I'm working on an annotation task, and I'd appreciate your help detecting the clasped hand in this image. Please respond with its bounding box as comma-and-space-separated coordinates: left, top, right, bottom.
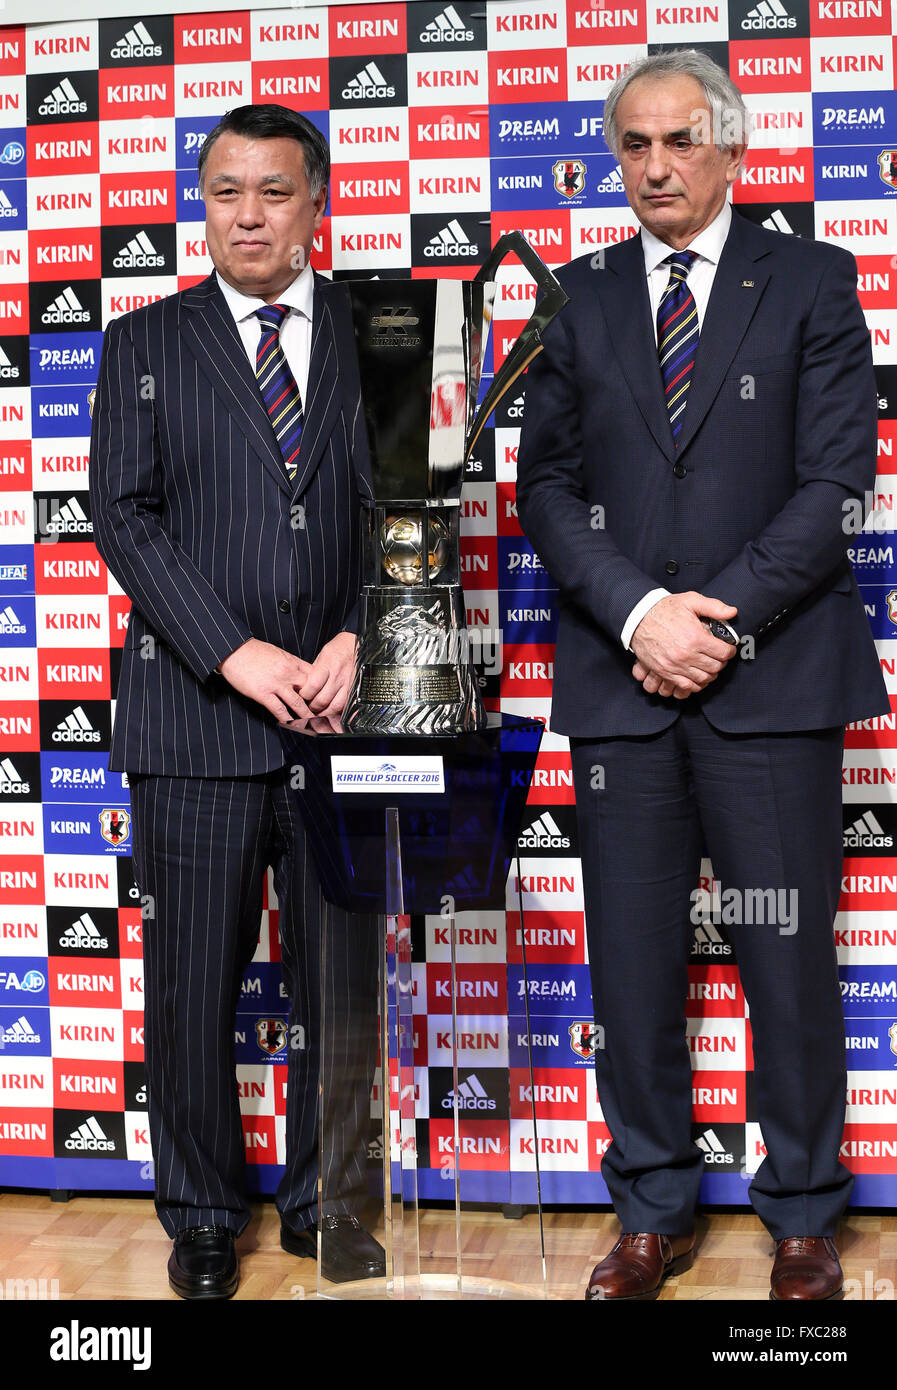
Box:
218, 631, 356, 729
630, 591, 738, 699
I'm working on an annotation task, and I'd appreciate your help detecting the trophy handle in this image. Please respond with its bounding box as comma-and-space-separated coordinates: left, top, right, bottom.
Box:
466, 231, 569, 461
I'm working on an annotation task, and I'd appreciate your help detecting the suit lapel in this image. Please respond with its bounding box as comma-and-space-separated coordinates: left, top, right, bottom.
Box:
598, 233, 677, 463
180, 273, 292, 495
288, 274, 342, 498
674, 212, 772, 458
318, 278, 374, 502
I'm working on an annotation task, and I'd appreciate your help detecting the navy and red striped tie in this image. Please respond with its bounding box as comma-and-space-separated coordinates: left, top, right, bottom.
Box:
255, 303, 304, 481
656, 250, 699, 445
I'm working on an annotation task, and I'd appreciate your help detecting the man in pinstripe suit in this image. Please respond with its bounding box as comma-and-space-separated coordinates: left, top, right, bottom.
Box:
89, 106, 382, 1299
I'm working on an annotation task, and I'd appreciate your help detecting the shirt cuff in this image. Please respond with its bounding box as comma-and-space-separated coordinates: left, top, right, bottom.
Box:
621, 589, 671, 652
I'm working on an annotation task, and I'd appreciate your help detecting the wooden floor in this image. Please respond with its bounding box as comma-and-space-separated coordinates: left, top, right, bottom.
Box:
1, 1192, 896, 1300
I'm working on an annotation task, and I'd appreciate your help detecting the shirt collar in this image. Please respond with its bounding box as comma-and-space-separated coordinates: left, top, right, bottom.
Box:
215, 261, 315, 326
640, 200, 732, 277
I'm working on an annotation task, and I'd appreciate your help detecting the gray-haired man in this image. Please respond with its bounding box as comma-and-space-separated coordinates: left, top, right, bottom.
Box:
517, 49, 887, 1300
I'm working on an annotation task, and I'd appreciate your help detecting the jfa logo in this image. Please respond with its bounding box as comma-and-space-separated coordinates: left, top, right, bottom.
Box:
552, 159, 586, 199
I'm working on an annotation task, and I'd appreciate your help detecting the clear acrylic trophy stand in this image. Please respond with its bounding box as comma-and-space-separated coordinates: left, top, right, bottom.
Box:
287, 719, 547, 1300
316, 811, 546, 1301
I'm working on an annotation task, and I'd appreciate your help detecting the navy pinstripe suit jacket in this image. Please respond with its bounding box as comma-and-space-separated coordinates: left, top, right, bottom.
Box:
89, 271, 373, 776
516, 213, 890, 736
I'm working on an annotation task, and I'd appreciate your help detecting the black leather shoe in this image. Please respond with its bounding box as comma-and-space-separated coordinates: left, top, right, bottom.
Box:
168, 1225, 238, 1300
281, 1214, 386, 1284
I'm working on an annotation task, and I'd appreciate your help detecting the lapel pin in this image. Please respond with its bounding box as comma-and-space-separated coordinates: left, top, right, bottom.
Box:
742, 280, 754, 287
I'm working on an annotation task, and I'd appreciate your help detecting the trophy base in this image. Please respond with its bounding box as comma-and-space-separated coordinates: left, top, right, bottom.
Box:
342, 586, 487, 736
343, 657, 486, 734
342, 694, 486, 736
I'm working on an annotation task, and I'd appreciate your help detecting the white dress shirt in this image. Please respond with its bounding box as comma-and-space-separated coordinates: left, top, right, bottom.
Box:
215, 262, 315, 407
620, 201, 733, 651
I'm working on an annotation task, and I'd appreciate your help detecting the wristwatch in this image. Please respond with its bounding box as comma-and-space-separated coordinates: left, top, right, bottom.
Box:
700, 617, 739, 646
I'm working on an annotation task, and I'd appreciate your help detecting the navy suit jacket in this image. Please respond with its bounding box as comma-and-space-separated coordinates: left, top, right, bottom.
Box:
89, 271, 372, 775
516, 212, 889, 736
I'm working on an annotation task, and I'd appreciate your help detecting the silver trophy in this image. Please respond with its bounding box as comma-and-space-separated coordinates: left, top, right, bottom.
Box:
342, 232, 568, 735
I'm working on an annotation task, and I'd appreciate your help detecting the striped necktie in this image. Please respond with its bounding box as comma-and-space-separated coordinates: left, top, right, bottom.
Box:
255, 303, 304, 481
656, 250, 699, 445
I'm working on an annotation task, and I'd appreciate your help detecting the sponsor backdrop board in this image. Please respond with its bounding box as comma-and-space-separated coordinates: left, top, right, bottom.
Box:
0, 0, 895, 1207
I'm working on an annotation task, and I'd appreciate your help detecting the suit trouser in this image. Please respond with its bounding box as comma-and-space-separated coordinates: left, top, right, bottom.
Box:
570, 705, 852, 1240
129, 769, 379, 1238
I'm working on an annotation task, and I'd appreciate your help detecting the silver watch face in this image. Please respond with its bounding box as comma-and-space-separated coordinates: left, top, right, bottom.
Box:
701, 618, 738, 645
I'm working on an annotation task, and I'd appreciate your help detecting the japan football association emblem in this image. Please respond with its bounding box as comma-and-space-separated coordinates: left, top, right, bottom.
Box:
877, 151, 897, 191
553, 159, 587, 200
886, 589, 897, 626
256, 1018, 287, 1056
569, 1020, 601, 1060
99, 808, 131, 846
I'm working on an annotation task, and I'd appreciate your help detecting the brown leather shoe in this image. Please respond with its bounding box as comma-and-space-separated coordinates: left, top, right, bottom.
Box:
585, 1232, 695, 1301
770, 1237, 843, 1301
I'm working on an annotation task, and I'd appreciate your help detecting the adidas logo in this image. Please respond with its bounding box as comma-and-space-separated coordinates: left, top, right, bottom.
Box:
341, 61, 395, 101
42, 286, 90, 326
741, 0, 796, 28
691, 919, 732, 956
1, 1015, 40, 1045
53, 706, 101, 745
0, 188, 15, 218
38, 76, 87, 117
844, 810, 893, 849
762, 208, 794, 235
518, 811, 570, 849
113, 229, 164, 270
596, 164, 625, 192
65, 1116, 116, 1152
421, 4, 475, 41
0, 344, 19, 379
506, 392, 525, 420
0, 604, 26, 635
59, 912, 108, 950
425, 218, 478, 258
0, 755, 29, 794
367, 1133, 384, 1160
446, 863, 481, 895
442, 1073, 496, 1110
696, 1128, 735, 1164
111, 20, 162, 59
44, 496, 92, 536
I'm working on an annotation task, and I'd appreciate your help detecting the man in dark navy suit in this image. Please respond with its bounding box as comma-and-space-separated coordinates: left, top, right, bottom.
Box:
516, 51, 889, 1301
90, 106, 382, 1299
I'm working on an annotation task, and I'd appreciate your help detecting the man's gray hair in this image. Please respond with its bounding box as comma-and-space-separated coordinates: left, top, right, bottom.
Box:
603, 49, 749, 158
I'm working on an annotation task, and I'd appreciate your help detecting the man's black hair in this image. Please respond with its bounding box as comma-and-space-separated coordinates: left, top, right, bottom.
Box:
198, 104, 330, 196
